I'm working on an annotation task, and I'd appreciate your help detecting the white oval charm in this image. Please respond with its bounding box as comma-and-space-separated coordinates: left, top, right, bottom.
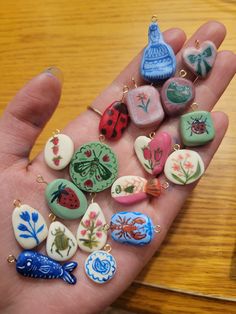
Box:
85, 250, 116, 284
164, 149, 205, 185
44, 133, 74, 170
12, 204, 48, 249
77, 203, 107, 253
46, 221, 77, 261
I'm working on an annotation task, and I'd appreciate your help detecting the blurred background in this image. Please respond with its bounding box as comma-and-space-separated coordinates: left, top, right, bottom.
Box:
0, 1, 235, 313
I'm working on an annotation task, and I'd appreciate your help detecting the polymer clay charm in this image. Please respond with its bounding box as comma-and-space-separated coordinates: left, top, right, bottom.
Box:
161, 75, 195, 116
134, 132, 172, 175
44, 132, 74, 170
126, 84, 164, 128
180, 111, 215, 146
182, 40, 217, 78
111, 176, 165, 205
84, 249, 116, 284
46, 221, 77, 261
70, 142, 118, 192
140, 16, 176, 82
110, 211, 160, 245
12, 250, 77, 284
12, 201, 48, 249
77, 202, 107, 253
164, 148, 205, 185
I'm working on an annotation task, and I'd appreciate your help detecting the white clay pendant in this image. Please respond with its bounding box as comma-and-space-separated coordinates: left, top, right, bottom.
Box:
164, 149, 205, 185
85, 250, 117, 284
12, 202, 48, 249
44, 133, 74, 170
46, 221, 77, 262
77, 203, 107, 253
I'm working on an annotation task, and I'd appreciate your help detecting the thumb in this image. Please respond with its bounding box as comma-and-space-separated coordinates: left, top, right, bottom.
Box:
0, 67, 62, 167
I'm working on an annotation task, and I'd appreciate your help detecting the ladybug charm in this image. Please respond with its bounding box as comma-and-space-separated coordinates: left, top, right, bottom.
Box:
99, 101, 129, 141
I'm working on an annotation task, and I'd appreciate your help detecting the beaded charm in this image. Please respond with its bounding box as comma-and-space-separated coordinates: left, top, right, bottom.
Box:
134, 132, 172, 175
164, 148, 205, 185
70, 142, 118, 192
12, 201, 48, 249
182, 40, 217, 78
180, 111, 215, 146
140, 16, 176, 82
44, 131, 74, 170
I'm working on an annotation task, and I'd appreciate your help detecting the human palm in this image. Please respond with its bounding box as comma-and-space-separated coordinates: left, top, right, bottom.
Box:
0, 21, 235, 314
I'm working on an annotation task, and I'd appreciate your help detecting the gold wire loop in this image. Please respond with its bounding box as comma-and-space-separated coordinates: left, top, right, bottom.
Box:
102, 224, 110, 232
195, 40, 200, 49
49, 213, 56, 222
162, 182, 169, 190
131, 77, 138, 88
87, 105, 102, 116
36, 175, 48, 185
191, 102, 198, 111
173, 144, 181, 151
90, 192, 96, 203
154, 225, 161, 233
7, 255, 17, 263
151, 15, 157, 23
149, 132, 156, 139
99, 134, 105, 143
52, 129, 60, 137
13, 199, 22, 207
103, 243, 112, 253
179, 69, 187, 78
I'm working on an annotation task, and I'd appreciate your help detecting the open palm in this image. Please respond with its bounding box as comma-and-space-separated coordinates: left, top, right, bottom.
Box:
0, 21, 235, 314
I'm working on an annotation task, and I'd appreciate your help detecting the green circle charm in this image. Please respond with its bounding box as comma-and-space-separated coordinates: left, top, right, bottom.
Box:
70, 142, 118, 192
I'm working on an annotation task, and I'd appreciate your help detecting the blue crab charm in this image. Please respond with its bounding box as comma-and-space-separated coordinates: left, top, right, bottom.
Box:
140, 18, 176, 82
110, 212, 159, 245
16, 250, 77, 285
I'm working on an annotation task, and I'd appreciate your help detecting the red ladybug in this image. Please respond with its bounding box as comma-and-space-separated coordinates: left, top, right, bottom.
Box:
99, 101, 129, 141
187, 116, 209, 135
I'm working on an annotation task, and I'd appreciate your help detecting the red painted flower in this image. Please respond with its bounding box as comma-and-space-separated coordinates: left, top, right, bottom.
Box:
143, 147, 152, 160
84, 219, 90, 227
89, 211, 96, 219
96, 219, 102, 227
84, 150, 92, 157
137, 92, 148, 101
184, 161, 194, 169
178, 154, 184, 160
80, 229, 87, 236
84, 179, 93, 187
96, 232, 102, 238
102, 154, 110, 162
172, 163, 180, 171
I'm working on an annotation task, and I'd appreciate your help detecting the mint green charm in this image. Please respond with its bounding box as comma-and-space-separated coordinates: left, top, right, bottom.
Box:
46, 179, 88, 220
70, 142, 118, 192
180, 111, 215, 146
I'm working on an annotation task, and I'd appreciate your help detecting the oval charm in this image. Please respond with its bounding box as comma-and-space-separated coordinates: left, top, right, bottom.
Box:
46, 221, 77, 261
164, 149, 205, 185
46, 179, 88, 220
126, 85, 164, 128
12, 204, 48, 249
70, 142, 118, 192
180, 111, 215, 146
134, 132, 172, 175
16, 250, 77, 284
77, 203, 107, 253
140, 20, 176, 82
85, 250, 116, 284
99, 101, 129, 141
110, 212, 156, 245
44, 133, 74, 170
182, 41, 217, 78
161, 77, 195, 116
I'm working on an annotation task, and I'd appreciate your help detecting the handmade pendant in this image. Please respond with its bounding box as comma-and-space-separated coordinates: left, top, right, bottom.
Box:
182, 40, 217, 78
126, 85, 164, 128
164, 148, 205, 185
140, 16, 176, 82
99, 101, 129, 141
110, 211, 160, 245
161, 76, 195, 116
134, 132, 172, 175
111, 176, 165, 204
77, 202, 107, 253
180, 111, 215, 146
12, 202, 48, 249
44, 132, 74, 170
70, 142, 118, 192
84, 249, 116, 284
46, 221, 77, 261
14, 250, 77, 284
45, 178, 88, 220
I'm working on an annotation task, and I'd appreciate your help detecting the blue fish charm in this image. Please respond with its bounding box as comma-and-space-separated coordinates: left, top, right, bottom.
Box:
110, 212, 159, 245
140, 18, 176, 82
16, 250, 77, 285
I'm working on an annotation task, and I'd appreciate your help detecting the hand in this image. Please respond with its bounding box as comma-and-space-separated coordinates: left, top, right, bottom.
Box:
0, 21, 235, 314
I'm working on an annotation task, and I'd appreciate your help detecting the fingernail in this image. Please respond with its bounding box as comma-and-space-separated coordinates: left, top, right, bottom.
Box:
43, 66, 64, 84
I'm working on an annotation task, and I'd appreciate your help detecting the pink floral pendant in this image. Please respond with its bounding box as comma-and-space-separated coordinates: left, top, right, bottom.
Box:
134, 132, 172, 175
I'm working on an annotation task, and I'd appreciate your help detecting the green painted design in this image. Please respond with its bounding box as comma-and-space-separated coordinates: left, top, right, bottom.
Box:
51, 227, 75, 258
166, 82, 192, 104
136, 93, 151, 112
180, 111, 215, 146
70, 142, 118, 192
187, 46, 213, 76
46, 179, 88, 220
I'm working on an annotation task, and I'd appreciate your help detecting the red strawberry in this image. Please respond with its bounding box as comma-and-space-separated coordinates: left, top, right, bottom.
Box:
52, 146, 59, 155
53, 156, 62, 166
51, 183, 80, 209
50, 136, 59, 145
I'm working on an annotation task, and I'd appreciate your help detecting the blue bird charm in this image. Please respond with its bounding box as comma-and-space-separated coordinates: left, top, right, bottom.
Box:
15, 250, 77, 285
140, 16, 176, 82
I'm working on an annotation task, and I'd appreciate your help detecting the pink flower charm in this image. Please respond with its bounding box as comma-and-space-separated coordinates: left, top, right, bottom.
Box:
143, 147, 152, 160
89, 211, 97, 219
80, 229, 87, 236
84, 219, 90, 227
96, 232, 102, 238
184, 161, 194, 169
96, 219, 103, 227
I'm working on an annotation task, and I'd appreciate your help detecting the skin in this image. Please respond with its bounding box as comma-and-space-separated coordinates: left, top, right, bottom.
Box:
0, 21, 235, 314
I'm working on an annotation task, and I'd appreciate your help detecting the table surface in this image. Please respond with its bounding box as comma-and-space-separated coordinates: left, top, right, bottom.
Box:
0, 0, 235, 313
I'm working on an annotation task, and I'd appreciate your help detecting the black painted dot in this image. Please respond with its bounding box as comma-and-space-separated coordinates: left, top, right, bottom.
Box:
121, 127, 125, 133
101, 128, 107, 135
107, 109, 114, 116
111, 130, 117, 138
107, 120, 113, 125
120, 117, 126, 123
